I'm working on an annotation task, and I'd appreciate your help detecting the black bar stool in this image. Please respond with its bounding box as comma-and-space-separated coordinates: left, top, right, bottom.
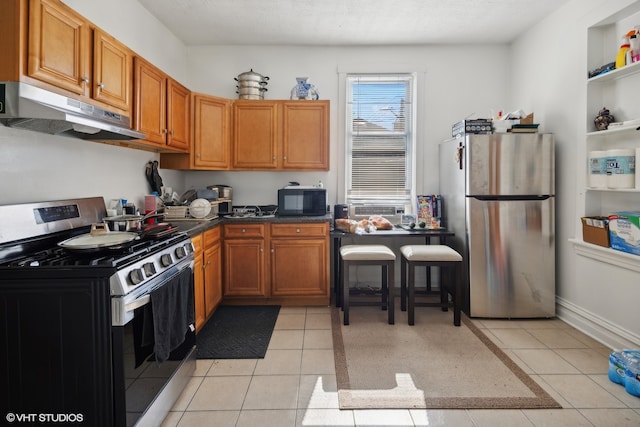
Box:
339, 244, 396, 325
400, 245, 462, 326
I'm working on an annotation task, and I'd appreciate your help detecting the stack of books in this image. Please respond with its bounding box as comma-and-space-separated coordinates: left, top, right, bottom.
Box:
509, 123, 539, 133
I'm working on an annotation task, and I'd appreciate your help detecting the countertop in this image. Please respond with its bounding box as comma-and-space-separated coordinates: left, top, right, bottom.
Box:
171, 214, 332, 237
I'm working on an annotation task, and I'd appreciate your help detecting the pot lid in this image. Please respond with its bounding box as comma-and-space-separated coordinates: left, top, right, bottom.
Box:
58, 223, 139, 249
235, 68, 269, 81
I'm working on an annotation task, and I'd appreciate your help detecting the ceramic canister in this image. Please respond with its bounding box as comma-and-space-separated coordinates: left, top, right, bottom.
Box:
588, 150, 608, 188
606, 149, 636, 189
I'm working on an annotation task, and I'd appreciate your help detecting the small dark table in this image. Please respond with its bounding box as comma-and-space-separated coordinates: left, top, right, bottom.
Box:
330, 227, 455, 306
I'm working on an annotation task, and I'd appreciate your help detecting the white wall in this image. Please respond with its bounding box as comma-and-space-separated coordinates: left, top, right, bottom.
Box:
511, 0, 640, 348
184, 45, 511, 206
0, 0, 188, 207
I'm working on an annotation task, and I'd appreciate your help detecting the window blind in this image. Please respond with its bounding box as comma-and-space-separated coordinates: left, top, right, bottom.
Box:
346, 75, 414, 205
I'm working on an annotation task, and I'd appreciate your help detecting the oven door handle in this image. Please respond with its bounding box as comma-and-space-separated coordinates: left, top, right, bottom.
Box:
125, 295, 151, 312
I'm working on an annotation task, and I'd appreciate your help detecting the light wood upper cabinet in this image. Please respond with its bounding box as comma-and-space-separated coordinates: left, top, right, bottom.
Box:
232, 100, 330, 171
27, 0, 131, 113
160, 93, 231, 170
28, 0, 90, 96
133, 56, 190, 152
282, 101, 329, 170
232, 101, 279, 169
167, 78, 191, 151
193, 94, 231, 169
92, 28, 131, 112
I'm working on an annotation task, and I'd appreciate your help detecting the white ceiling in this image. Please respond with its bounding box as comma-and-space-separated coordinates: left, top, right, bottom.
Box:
137, 0, 571, 46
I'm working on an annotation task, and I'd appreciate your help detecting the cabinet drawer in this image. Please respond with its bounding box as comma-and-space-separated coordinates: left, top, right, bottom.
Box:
271, 222, 328, 238
224, 223, 266, 238
203, 226, 221, 246
191, 233, 203, 253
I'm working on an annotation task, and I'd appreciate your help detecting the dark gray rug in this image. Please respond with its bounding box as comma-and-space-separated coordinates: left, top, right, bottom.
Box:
196, 305, 280, 359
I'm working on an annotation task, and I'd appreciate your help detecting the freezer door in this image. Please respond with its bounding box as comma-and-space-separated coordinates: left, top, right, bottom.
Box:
466, 134, 554, 196
467, 196, 555, 318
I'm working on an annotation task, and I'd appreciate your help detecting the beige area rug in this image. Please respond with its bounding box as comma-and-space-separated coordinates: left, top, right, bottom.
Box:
331, 304, 561, 409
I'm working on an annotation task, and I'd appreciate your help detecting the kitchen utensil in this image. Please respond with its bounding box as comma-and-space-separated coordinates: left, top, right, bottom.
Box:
58, 223, 140, 252
234, 69, 269, 99
189, 198, 212, 218
103, 211, 163, 231
145, 160, 163, 194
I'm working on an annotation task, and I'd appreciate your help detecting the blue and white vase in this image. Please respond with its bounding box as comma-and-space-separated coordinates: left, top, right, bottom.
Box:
291, 77, 319, 100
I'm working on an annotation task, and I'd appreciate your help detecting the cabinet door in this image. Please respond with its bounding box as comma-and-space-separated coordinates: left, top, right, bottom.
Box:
193, 94, 231, 168
133, 57, 166, 146
271, 230, 328, 297
224, 239, 267, 297
92, 28, 131, 112
282, 101, 329, 170
166, 78, 191, 151
232, 101, 279, 169
191, 234, 206, 332
203, 228, 222, 317
28, 0, 90, 96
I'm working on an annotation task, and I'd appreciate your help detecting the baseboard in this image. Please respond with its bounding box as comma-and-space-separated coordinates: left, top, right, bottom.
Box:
556, 296, 640, 349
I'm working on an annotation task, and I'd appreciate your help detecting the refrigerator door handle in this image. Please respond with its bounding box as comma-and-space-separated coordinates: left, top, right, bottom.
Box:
469, 195, 552, 201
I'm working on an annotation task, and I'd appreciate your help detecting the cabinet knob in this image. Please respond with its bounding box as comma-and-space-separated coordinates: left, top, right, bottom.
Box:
82, 76, 89, 84
283, 156, 287, 160
162, 129, 168, 134
271, 248, 274, 253
98, 82, 105, 90
241, 228, 246, 233
272, 156, 276, 160
296, 228, 301, 233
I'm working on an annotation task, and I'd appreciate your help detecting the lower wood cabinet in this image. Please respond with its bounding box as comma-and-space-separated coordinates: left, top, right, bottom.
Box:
223, 223, 267, 297
193, 227, 222, 332
270, 222, 329, 297
222, 222, 329, 304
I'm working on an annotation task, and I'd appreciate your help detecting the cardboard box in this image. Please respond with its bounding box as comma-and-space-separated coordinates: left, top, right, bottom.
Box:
581, 216, 610, 247
417, 195, 442, 228
608, 212, 640, 256
520, 113, 534, 124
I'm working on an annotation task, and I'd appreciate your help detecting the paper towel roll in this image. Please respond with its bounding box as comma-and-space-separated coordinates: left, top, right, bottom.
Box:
606, 149, 636, 189
588, 150, 608, 188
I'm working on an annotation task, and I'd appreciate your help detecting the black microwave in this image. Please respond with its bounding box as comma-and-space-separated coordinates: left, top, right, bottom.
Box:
277, 187, 327, 216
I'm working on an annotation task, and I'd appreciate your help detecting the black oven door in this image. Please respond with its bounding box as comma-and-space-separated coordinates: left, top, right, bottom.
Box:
112, 266, 196, 427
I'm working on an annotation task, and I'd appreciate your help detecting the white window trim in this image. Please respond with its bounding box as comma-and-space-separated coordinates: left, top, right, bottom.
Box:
339, 70, 419, 213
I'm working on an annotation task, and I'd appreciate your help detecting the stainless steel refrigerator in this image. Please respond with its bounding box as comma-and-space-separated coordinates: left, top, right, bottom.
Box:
439, 133, 555, 318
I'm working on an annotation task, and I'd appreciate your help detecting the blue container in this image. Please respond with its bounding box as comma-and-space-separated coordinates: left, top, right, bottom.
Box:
625, 358, 640, 397
608, 350, 640, 385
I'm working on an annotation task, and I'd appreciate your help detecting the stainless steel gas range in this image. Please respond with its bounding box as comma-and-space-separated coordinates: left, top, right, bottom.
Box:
0, 197, 196, 427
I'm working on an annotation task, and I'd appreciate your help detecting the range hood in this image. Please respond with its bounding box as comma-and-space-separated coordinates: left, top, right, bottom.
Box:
0, 82, 145, 140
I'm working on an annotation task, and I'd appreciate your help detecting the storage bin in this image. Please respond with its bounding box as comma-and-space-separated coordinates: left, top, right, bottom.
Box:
581, 216, 610, 247
609, 212, 640, 256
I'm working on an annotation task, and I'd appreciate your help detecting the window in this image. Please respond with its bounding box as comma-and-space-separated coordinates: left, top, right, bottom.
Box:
345, 74, 415, 207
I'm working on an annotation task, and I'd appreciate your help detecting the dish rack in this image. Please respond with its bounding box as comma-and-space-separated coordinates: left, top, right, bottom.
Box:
163, 202, 221, 220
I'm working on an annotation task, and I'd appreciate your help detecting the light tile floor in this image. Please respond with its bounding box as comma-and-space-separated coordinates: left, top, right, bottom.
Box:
161, 306, 640, 427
